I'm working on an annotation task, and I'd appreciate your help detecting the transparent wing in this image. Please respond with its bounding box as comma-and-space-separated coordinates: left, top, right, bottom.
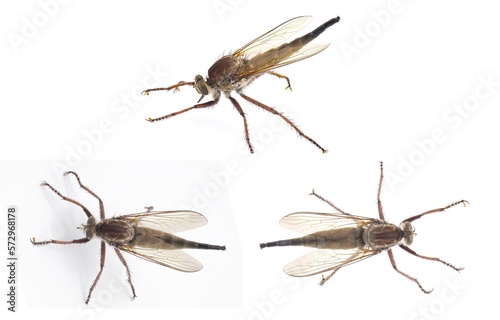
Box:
233, 16, 312, 58
120, 210, 208, 234
119, 245, 203, 272
279, 212, 377, 234
284, 247, 379, 277
236, 43, 329, 80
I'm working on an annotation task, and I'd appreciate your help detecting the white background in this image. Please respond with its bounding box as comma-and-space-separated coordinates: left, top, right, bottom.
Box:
1, 0, 499, 319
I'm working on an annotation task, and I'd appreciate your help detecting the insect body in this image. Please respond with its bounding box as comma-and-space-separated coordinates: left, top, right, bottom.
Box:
143, 16, 340, 153
31, 171, 226, 304
260, 162, 467, 293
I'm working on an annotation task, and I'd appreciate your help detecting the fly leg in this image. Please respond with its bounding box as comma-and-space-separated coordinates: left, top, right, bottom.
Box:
399, 245, 463, 271
228, 96, 254, 153
30, 237, 90, 245
402, 200, 469, 223
320, 248, 364, 285
142, 81, 195, 95
86, 241, 106, 304
320, 268, 340, 286
268, 71, 292, 91
64, 171, 106, 220
377, 161, 386, 221
40, 180, 93, 219
114, 248, 137, 300
309, 189, 350, 215
239, 93, 327, 153
387, 248, 433, 294
146, 99, 219, 122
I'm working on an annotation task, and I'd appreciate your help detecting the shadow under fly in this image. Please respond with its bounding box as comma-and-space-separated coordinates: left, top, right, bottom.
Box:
260, 162, 467, 293
31, 171, 226, 304
142, 16, 340, 153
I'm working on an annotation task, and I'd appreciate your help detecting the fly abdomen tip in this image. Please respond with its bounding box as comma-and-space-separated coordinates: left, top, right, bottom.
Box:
323, 16, 341, 29
208, 244, 226, 251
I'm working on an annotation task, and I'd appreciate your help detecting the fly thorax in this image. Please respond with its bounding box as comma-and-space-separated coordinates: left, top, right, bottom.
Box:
399, 221, 415, 246
96, 218, 135, 245
207, 55, 239, 80
207, 55, 244, 91
365, 223, 403, 249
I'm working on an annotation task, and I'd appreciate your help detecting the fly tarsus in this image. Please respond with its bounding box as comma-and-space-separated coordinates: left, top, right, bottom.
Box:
268, 71, 292, 91
387, 248, 434, 294
320, 268, 340, 286
141, 88, 167, 95
398, 244, 464, 272
309, 188, 350, 214
142, 81, 196, 96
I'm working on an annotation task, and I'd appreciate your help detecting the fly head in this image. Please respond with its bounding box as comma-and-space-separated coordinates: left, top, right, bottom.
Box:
78, 216, 97, 240
399, 221, 415, 246
194, 75, 209, 102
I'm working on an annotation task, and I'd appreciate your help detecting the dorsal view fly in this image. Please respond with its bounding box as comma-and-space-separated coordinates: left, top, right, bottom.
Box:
143, 16, 341, 153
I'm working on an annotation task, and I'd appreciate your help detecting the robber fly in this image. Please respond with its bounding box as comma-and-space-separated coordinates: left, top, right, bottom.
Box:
31, 171, 226, 304
260, 162, 467, 293
142, 16, 340, 153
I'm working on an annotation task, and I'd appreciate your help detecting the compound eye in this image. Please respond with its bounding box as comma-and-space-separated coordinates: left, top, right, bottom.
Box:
86, 229, 95, 240
404, 234, 413, 246
195, 75, 209, 96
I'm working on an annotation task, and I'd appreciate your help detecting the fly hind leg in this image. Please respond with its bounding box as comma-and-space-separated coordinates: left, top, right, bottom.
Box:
239, 93, 327, 153
114, 248, 137, 300
320, 268, 340, 286
377, 161, 386, 221
309, 189, 350, 215
268, 71, 292, 91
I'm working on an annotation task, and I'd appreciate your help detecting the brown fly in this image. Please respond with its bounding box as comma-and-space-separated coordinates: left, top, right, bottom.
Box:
260, 162, 467, 293
142, 16, 340, 153
31, 171, 226, 304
